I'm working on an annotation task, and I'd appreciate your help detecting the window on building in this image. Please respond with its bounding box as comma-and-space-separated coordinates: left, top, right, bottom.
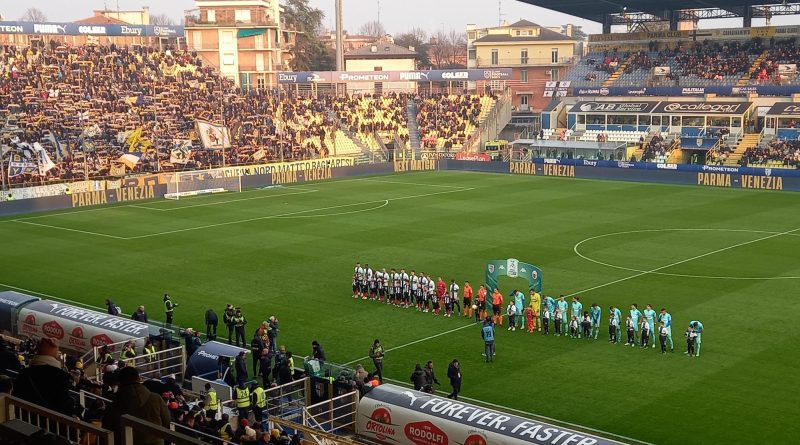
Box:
521, 49, 528, 65
207, 9, 215, 22
520, 69, 528, 83
468, 31, 476, 40
491, 49, 498, 65
550, 69, 559, 81
256, 53, 264, 71
222, 31, 233, 45
551, 48, 559, 64
257, 77, 265, 89
223, 53, 235, 65
235, 9, 251, 22
468, 49, 476, 60
520, 95, 529, 106
255, 34, 264, 49
192, 31, 202, 50
516, 30, 521, 36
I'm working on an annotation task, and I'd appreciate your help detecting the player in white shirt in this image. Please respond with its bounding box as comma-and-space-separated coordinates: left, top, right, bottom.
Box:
378, 268, 388, 303
426, 274, 435, 313
410, 271, 419, 310
391, 269, 401, 306
364, 264, 374, 300
418, 274, 429, 311
447, 280, 460, 318
400, 269, 410, 308
353, 262, 365, 298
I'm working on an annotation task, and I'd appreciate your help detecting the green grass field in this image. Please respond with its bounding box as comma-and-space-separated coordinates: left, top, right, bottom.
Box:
1, 171, 799, 445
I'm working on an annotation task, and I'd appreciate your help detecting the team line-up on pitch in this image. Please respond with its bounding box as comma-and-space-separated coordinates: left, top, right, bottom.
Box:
352, 263, 705, 357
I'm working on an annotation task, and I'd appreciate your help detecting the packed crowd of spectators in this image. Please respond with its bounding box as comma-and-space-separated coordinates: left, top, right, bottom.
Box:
328, 92, 410, 150
1, 42, 497, 189
741, 139, 800, 168
415, 93, 493, 149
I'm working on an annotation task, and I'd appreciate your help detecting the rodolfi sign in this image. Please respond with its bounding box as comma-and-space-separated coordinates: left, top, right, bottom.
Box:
357, 385, 627, 445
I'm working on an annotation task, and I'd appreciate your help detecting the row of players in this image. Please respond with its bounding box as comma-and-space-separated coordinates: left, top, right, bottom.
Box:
352, 263, 705, 356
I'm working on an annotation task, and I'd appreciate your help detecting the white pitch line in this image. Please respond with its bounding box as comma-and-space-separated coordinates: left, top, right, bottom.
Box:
274, 200, 389, 219
132, 188, 320, 211
13, 220, 127, 239
124, 187, 474, 240
565, 226, 800, 296
381, 377, 647, 445
353, 177, 470, 189
342, 322, 479, 366
573, 228, 800, 280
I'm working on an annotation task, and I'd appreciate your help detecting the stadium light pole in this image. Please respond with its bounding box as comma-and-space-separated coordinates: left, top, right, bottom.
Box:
335, 0, 344, 72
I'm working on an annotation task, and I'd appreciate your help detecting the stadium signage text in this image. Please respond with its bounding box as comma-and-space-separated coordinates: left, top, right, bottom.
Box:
741, 175, 783, 190
658, 102, 748, 114
72, 191, 108, 207
509, 162, 537, 175
278, 69, 512, 84
394, 160, 436, 172
697, 173, 732, 187
218, 157, 355, 177
115, 185, 155, 202
0, 21, 184, 37
571, 101, 658, 113
766, 102, 800, 116
543, 165, 575, 177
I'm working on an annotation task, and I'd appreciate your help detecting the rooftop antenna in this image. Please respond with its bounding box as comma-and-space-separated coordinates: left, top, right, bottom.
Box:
498, 0, 504, 26
377, 0, 381, 27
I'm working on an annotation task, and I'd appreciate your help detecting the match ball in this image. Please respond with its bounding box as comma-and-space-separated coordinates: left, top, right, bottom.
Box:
471, 304, 478, 310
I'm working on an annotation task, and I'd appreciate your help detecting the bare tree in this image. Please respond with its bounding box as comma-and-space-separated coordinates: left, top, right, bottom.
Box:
359, 20, 386, 38
446, 30, 467, 68
20, 8, 47, 22
428, 31, 449, 69
150, 13, 176, 26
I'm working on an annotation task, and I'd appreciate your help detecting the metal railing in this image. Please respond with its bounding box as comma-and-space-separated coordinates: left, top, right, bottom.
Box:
119, 414, 205, 445
90, 342, 186, 384
302, 391, 359, 434
0, 394, 114, 445
266, 378, 308, 421
269, 416, 364, 445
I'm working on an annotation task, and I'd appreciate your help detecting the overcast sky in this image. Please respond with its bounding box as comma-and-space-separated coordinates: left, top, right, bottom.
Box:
1, 1, 796, 36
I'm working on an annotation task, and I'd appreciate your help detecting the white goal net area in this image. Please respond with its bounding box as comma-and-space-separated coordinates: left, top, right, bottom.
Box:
164, 170, 242, 200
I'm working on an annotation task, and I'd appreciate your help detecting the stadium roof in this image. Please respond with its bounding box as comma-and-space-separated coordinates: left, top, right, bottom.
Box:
516, 1, 798, 25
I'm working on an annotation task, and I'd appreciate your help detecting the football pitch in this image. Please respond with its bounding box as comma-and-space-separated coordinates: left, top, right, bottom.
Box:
1, 170, 799, 444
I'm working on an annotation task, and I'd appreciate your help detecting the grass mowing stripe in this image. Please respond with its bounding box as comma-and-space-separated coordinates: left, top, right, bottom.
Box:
564, 226, 800, 296
13, 220, 127, 239
123, 187, 475, 239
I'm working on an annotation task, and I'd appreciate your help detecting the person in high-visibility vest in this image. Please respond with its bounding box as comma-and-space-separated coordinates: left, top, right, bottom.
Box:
218, 413, 233, 441
163, 294, 179, 325
235, 382, 250, 422
251, 385, 267, 424
204, 383, 219, 421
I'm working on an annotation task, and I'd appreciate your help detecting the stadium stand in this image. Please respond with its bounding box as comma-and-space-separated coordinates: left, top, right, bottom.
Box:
741, 139, 800, 168
415, 93, 495, 149
562, 51, 624, 87
0, 44, 507, 187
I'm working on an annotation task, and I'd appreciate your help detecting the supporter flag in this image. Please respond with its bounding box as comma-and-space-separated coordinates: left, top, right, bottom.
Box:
7, 154, 38, 178
252, 149, 266, 161
45, 131, 70, 161
32, 142, 56, 175
118, 152, 142, 169
170, 140, 192, 164
124, 128, 153, 152
82, 123, 101, 139
197, 120, 232, 149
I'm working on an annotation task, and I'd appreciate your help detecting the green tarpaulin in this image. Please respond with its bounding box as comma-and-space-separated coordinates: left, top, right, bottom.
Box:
237, 29, 266, 38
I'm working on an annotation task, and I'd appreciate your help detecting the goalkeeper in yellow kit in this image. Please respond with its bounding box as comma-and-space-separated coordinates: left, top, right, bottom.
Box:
529, 290, 542, 332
